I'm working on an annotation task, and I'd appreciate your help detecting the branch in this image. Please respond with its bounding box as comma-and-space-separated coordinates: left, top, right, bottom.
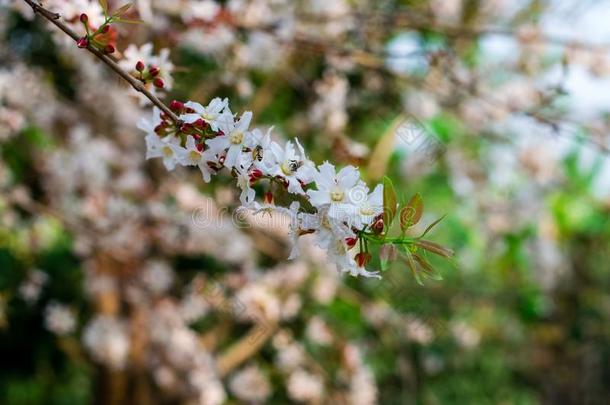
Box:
22, 0, 180, 123
215, 322, 277, 377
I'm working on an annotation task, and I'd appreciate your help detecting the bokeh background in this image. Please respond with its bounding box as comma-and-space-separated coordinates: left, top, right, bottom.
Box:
2, 0, 610, 404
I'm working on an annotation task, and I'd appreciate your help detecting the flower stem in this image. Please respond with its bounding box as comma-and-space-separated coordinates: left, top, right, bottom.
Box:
21, 0, 180, 123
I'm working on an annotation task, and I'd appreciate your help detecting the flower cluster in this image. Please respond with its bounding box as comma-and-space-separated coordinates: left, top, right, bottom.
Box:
139, 98, 388, 278
118, 43, 174, 105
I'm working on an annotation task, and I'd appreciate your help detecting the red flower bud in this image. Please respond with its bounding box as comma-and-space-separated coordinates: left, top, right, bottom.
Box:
149, 66, 160, 77
170, 100, 184, 111
135, 61, 145, 72
345, 237, 358, 249
104, 44, 115, 54
153, 78, 164, 88
355, 252, 372, 267
186, 107, 195, 114
194, 118, 206, 129
371, 217, 384, 234
101, 24, 110, 34
76, 37, 88, 48
264, 191, 273, 204
249, 168, 263, 182
80, 13, 88, 24
196, 143, 204, 152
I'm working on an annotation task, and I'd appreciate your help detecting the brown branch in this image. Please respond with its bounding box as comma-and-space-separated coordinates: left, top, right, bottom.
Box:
22, 0, 180, 123
215, 322, 277, 377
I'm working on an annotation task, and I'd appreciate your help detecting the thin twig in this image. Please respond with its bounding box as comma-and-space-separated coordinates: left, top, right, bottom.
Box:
215, 323, 278, 377
22, 0, 180, 122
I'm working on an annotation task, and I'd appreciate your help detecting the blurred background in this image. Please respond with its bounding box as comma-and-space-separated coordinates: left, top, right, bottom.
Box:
2, 0, 610, 404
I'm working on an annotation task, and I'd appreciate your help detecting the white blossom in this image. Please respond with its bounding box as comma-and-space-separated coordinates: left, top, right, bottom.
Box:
181, 98, 229, 132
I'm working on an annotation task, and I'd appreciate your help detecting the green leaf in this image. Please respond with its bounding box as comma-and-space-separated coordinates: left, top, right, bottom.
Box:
114, 17, 144, 24
417, 214, 447, 239
98, 0, 109, 15
415, 240, 454, 258
399, 193, 423, 231
382, 176, 397, 233
402, 247, 424, 286
379, 244, 396, 272
413, 254, 443, 281
112, 3, 133, 17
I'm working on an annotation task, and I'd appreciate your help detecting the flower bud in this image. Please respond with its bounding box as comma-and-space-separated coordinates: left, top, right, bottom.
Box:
194, 118, 206, 129
264, 191, 273, 204
153, 78, 164, 88
149, 66, 160, 77
371, 217, 384, 234
379, 244, 397, 262
170, 100, 184, 111
101, 24, 110, 34
135, 61, 145, 72
355, 252, 372, 268
76, 37, 88, 48
345, 237, 358, 249
249, 168, 263, 182
104, 44, 115, 54
80, 13, 88, 24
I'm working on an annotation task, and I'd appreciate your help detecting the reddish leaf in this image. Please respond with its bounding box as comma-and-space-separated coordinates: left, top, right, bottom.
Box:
415, 240, 454, 258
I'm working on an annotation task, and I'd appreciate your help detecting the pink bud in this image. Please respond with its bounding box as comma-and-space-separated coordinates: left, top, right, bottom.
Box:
371, 217, 384, 234
169, 100, 184, 111
345, 237, 358, 249
135, 61, 145, 72
379, 244, 397, 262
80, 13, 88, 24
264, 192, 273, 204
249, 168, 263, 183
153, 78, 164, 88
194, 118, 206, 129
355, 252, 372, 267
149, 66, 160, 77
101, 24, 110, 34
76, 37, 88, 48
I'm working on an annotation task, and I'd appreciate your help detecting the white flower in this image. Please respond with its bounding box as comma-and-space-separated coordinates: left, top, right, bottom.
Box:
83, 316, 130, 369
327, 240, 381, 279
247, 127, 273, 172
229, 365, 271, 403
236, 169, 256, 206
175, 135, 214, 182
285, 201, 302, 259
182, 0, 221, 23
347, 183, 384, 229
181, 98, 228, 131
287, 369, 325, 403
144, 132, 181, 171
18, 269, 47, 304
307, 162, 362, 211
137, 107, 163, 134
44, 302, 76, 335
119, 44, 174, 105
266, 140, 314, 194
300, 206, 354, 251
206, 110, 253, 169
